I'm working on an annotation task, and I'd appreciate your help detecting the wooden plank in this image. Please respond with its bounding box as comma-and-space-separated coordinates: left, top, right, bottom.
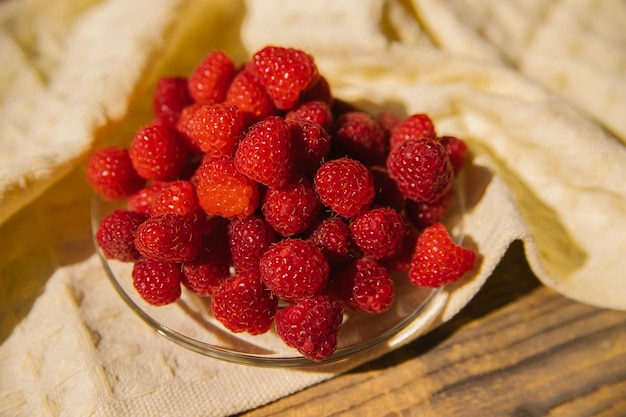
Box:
241, 241, 626, 416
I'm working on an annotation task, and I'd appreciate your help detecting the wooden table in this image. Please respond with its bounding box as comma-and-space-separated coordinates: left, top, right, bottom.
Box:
242, 241, 626, 416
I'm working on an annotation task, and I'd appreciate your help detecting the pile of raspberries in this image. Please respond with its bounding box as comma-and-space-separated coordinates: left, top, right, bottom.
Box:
87, 45, 477, 362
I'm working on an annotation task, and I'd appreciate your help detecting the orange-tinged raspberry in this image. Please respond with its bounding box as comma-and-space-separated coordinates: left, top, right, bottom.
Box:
195, 154, 260, 219
186, 103, 244, 156
187, 50, 236, 105
224, 69, 278, 126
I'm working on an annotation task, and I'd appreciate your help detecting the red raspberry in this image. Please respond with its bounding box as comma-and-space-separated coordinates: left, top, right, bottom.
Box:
135, 213, 202, 263
275, 295, 343, 362
389, 113, 436, 149
299, 75, 333, 105
96, 209, 147, 262
234, 116, 294, 189
408, 223, 476, 287
261, 176, 321, 237
127, 181, 168, 215
194, 154, 260, 219
370, 165, 405, 212
152, 76, 193, 117
349, 207, 405, 260
181, 235, 232, 296
287, 120, 331, 176
150, 180, 199, 217
187, 50, 236, 105
259, 238, 329, 303
224, 69, 278, 126
132, 256, 182, 306
330, 258, 394, 313
251, 46, 319, 110
129, 124, 190, 181
313, 158, 375, 218
186, 103, 244, 156
285, 100, 333, 133
211, 269, 278, 335
405, 188, 454, 230
308, 216, 355, 264
439, 135, 468, 175
175, 103, 204, 153
228, 215, 277, 272
86, 147, 145, 201
386, 137, 454, 203
333, 111, 387, 165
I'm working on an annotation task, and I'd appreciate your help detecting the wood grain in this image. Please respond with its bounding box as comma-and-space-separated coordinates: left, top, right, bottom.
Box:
240, 241, 626, 417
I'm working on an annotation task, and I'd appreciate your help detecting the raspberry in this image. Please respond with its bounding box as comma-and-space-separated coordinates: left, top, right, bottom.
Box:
370, 165, 405, 212
224, 69, 277, 126
251, 46, 319, 110
228, 215, 277, 272
287, 119, 331, 176
389, 113, 436, 149
96, 209, 147, 262
349, 207, 405, 260
211, 269, 278, 335
439, 135, 468, 175
259, 238, 329, 303
234, 116, 294, 189
408, 223, 476, 287
187, 50, 236, 104
275, 295, 343, 362
86, 147, 145, 201
135, 213, 202, 263
129, 124, 190, 181
405, 188, 454, 230
150, 180, 199, 217
152, 76, 193, 117
127, 181, 168, 215
308, 216, 355, 264
333, 111, 387, 165
132, 257, 182, 306
330, 258, 394, 313
285, 100, 333, 132
261, 176, 321, 237
175, 103, 204, 153
181, 234, 231, 296
186, 103, 244, 156
194, 154, 260, 219
386, 137, 454, 203
313, 158, 375, 218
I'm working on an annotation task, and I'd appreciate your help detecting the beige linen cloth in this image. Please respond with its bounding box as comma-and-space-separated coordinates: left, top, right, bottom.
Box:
1, 0, 625, 415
